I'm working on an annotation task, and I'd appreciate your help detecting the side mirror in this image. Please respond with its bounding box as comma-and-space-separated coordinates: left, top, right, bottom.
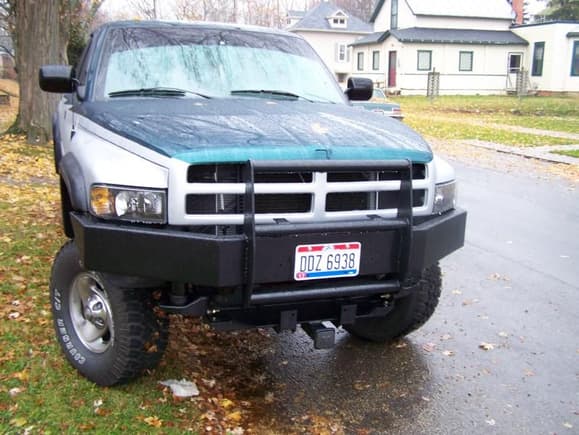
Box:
39, 65, 74, 93
345, 77, 373, 101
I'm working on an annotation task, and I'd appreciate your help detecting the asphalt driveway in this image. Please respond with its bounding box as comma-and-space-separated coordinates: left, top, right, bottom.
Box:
245, 144, 579, 434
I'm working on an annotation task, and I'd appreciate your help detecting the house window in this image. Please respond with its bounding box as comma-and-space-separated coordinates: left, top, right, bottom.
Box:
417, 50, 432, 71
391, 0, 398, 30
572, 41, 579, 76
338, 44, 346, 62
372, 51, 380, 70
357, 52, 364, 71
459, 51, 473, 71
532, 42, 544, 76
508, 52, 523, 73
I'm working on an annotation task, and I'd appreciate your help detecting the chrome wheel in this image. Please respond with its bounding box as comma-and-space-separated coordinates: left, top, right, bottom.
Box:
69, 272, 114, 353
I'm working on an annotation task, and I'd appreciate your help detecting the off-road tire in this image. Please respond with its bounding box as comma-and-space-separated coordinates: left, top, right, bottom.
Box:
345, 264, 442, 342
50, 241, 169, 386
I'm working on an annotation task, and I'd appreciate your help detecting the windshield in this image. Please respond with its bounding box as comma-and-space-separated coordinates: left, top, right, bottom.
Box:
372, 89, 386, 99
93, 26, 345, 104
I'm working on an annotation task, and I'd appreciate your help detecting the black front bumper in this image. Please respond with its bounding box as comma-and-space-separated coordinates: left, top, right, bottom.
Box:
71, 208, 466, 291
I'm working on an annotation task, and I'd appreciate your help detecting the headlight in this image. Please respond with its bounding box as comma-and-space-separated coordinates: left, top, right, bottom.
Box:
433, 181, 456, 214
90, 185, 166, 224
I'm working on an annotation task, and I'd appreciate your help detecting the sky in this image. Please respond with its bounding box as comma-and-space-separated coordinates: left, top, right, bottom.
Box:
100, 0, 549, 21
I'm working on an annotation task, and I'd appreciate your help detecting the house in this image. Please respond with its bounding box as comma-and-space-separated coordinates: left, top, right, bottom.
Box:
350, 0, 530, 95
512, 21, 579, 94
0, 29, 15, 80
285, 10, 306, 28
288, 1, 372, 84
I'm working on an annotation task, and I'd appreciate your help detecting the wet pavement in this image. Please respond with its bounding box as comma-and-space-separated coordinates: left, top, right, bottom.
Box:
247, 149, 579, 433
172, 145, 578, 434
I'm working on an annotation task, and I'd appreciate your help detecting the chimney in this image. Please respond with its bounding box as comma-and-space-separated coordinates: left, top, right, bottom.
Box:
511, 0, 524, 25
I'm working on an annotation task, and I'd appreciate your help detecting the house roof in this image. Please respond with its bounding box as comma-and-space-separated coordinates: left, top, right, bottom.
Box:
0, 35, 13, 54
370, 0, 513, 23
289, 1, 372, 33
350, 31, 390, 46
512, 20, 579, 29
391, 27, 528, 45
351, 27, 528, 46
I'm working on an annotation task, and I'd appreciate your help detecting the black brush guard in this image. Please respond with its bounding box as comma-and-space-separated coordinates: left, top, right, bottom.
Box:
239, 159, 414, 308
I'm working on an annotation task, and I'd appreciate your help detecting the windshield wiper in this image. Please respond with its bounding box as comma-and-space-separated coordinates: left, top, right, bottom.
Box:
108, 87, 211, 99
230, 89, 315, 102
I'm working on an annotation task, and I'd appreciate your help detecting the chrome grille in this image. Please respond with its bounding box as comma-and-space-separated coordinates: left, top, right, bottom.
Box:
171, 161, 434, 226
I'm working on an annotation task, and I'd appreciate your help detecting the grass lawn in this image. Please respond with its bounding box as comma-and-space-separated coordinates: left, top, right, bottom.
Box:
393, 95, 579, 145
0, 137, 207, 433
552, 149, 579, 158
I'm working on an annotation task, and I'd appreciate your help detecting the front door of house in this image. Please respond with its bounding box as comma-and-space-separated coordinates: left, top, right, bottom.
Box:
388, 51, 397, 88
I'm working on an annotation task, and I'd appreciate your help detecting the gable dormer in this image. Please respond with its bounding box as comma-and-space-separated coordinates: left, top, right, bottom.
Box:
327, 10, 348, 29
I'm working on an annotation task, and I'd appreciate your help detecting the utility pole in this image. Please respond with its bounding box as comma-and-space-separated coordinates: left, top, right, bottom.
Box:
153, 0, 158, 19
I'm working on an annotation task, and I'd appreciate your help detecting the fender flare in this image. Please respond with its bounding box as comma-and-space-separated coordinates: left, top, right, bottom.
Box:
59, 153, 88, 211
52, 113, 63, 173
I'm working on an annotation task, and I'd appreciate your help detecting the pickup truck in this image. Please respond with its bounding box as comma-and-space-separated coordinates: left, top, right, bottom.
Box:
40, 20, 466, 386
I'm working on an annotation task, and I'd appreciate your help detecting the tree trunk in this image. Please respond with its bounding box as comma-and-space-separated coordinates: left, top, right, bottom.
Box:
14, 0, 68, 144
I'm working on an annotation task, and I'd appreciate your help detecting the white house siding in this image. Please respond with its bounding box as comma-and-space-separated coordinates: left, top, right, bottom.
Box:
351, 44, 388, 86
413, 16, 511, 31
353, 40, 525, 95
512, 23, 579, 93
373, 0, 416, 31
295, 31, 367, 82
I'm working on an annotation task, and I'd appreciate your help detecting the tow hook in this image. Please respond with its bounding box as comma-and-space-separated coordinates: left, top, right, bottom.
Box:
302, 322, 335, 349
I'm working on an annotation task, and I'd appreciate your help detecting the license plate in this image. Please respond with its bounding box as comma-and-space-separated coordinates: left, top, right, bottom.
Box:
294, 242, 361, 281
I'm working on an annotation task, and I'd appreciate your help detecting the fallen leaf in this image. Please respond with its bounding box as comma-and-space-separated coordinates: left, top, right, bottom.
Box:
144, 416, 163, 427
498, 331, 508, 338
524, 368, 535, 377
220, 398, 235, 409
354, 382, 371, 391
441, 334, 452, 341
486, 418, 496, 426
442, 350, 455, 357
264, 392, 274, 403
479, 342, 495, 351
462, 299, 479, 306
202, 378, 216, 388
563, 422, 573, 429
12, 370, 29, 382
94, 407, 108, 416
394, 341, 407, 349
10, 418, 27, 427
451, 289, 463, 295
422, 342, 436, 352
226, 411, 242, 422
489, 273, 510, 281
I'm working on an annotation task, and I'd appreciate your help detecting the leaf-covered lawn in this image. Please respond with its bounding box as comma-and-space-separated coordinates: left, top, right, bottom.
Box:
405, 114, 574, 147
552, 149, 579, 158
393, 95, 579, 146
394, 95, 579, 117
0, 136, 206, 433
